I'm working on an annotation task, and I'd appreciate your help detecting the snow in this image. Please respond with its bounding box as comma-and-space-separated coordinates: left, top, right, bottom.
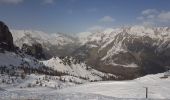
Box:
11, 26, 170, 50
0, 51, 42, 68
11, 30, 75, 48
128, 25, 155, 37
86, 26, 170, 47
81, 26, 170, 67
42, 57, 72, 72
0, 91, 118, 100
0, 73, 77, 89
57, 73, 170, 99
1, 26, 170, 99
0, 73, 170, 99
0, 52, 22, 66
0, 50, 116, 89
101, 42, 127, 61
123, 63, 139, 68
42, 57, 116, 81
109, 62, 139, 68
87, 44, 98, 48
77, 32, 92, 45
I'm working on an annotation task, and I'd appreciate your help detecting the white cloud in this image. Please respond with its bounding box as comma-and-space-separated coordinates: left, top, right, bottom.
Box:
0, 0, 23, 4
142, 9, 158, 15
88, 26, 104, 31
77, 32, 92, 38
147, 15, 155, 19
99, 16, 115, 23
138, 9, 170, 26
142, 21, 154, 26
43, 0, 54, 4
158, 11, 170, 21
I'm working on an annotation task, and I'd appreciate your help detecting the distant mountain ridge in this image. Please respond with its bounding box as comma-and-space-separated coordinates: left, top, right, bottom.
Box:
11, 30, 79, 59
8, 24, 170, 79
74, 26, 170, 79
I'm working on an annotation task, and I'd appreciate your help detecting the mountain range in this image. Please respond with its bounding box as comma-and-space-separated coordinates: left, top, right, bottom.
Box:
74, 26, 170, 79
0, 21, 117, 89
1, 21, 170, 82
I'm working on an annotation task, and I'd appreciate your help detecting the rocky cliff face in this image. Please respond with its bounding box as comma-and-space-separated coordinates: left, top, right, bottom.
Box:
0, 21, 14, 51
21, 43, 46, 59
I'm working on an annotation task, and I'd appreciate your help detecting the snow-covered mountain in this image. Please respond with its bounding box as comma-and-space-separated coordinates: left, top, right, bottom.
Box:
42, 56, 117, 82
8, 25, 170, 80
2, 20, 170, 81
0, 51, 117, 91
1, 21, 170, 99
0, 21, 118, 91
0, 50, 117, 91
74, 26, 170, 79
11, 30, 79, 59
0, 21, 46, 73
12, 30, 75, 47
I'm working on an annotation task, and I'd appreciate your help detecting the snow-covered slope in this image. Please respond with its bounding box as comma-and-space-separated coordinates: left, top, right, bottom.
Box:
1, 72, 170, 99
0, 49, 117, 89
0, 51, 43, 68
42, 57, 117, 82
0, 50, 117, 88
74, 26, 170, 79
58, 72, 170, 99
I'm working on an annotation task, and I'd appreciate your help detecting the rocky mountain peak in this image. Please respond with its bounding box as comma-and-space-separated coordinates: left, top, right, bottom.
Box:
73, 26, 170, 79
0, 21, 14, 51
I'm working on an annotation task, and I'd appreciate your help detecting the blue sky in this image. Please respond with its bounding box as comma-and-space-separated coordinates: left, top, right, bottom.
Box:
0, 0, 170, 34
